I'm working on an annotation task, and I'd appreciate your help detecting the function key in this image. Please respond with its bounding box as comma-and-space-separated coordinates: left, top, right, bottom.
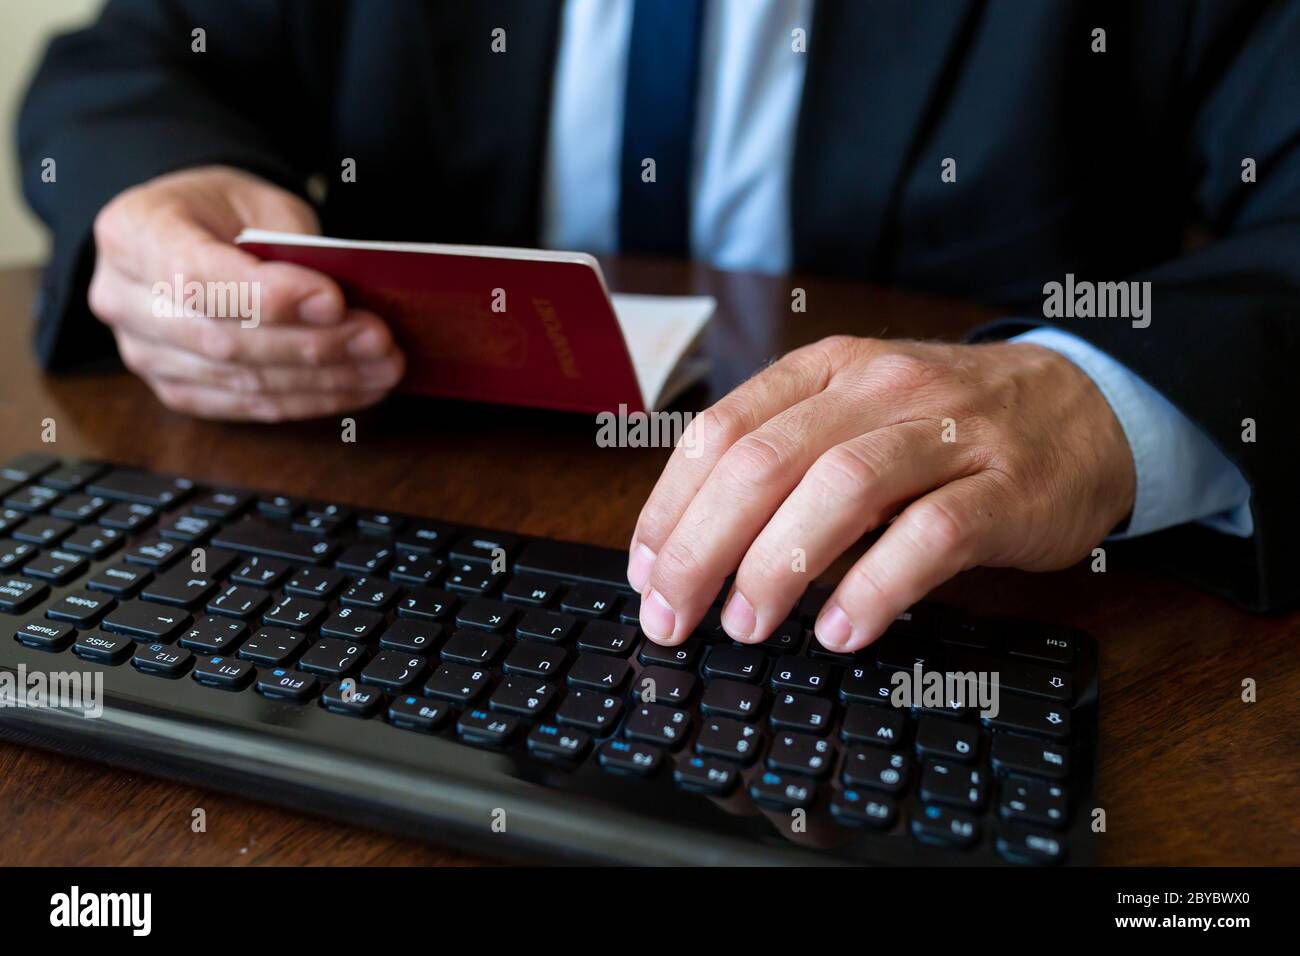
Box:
748, 770, 817, 810
88, 469, 193, 508
911, 803, 980, 848
1, 453, 60, 483
449, 531, 520, 565
770, 656, 832, 695
395, 521, 454, 553
193, 655, 256, 690
501, 574, 560, 607
321, 678, 384, 716
191, 491, 251, 520
14, 619, 75, 651
457, 708, 518, 748
831, 790, 897, 829
527, 723, 592, 765
996, 825, 1067, 865
560, 585, 620, 618
388, 695, 447, 733
0, 576, 49, 613
673, 755, 738, 795
598, 739, 662, 776
357, 512, 406, 536
255, 667, 318, 702
73, 629, 135, 665
132, 642, 195, 677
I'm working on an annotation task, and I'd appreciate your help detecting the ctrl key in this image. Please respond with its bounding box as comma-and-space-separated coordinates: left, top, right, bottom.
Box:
132, 642, 194, 677
15, 620, 75, 651
911, 803, 979, 849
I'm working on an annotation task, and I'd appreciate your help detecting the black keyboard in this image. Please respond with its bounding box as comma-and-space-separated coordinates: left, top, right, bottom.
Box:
0, 452, 1098, 865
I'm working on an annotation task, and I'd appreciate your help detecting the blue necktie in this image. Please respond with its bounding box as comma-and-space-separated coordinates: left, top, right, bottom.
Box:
618, 0, 705, 257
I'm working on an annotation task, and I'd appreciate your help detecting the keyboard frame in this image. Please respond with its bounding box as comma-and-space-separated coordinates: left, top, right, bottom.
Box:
0, 461, 1099, 866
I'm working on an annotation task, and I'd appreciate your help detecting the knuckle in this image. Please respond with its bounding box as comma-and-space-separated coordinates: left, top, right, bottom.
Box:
633, 507, 677, 551
86, 270, 118, 322
866, 351, 948, 395
195, 320, 239, 363
688, 404, 747, 458
906, 498, 971, 556
808, 443, 882, 510
718, 432, 789, 489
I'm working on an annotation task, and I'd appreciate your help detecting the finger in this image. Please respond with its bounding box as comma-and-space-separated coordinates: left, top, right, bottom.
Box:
639, 385, 895, 645
628, 338, 848, 592
115, 328, 405, 394
108, 211, 345, 325
146, 378, 393, 422
724, 419, 976, 643
814, 472, 1008, 653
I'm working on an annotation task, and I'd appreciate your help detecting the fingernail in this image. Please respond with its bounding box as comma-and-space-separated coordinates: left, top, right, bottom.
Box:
627, 543, 655, 593
721, 591, 755, 642
360, 358, 402, 387
815, 602, 853, 650
640, 589, 676, 642
347, 326, 388, 359
300, 290, 341, 324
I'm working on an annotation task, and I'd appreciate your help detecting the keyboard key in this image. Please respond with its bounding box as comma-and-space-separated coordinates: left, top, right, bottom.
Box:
255, 667, 318, 702
625, 703, 692, 749
639, 638, 701, 669
618, 593, 641, 624
158, 513, 215, 543
912, 803, 980, 848
999, 778, 1068, 829
949, 650, 1072, 702
87, 561, 150, 597
840, 703, 906, 747
1005, 628, 1076, 665
5, 484, 59, 513
230, 556, 289, 588
503, 641, 567, 680
378, 618, 443, 655
444, 562, 503, 596
102, 602, 189, 642
88, 469, 192, 507
598, 739, 662, 776
398, 587, 457, 621
123, 536, 181, 568
635, 665, 696, 707
831, 790, 897, 829
336, 542, 394, 574
191, 491, 251, 520
321, 607, 384, 641
423, 663, 491, 706
360, 652, 428, 691
132, 642, 194, 677
516, 609, 577, 643
703, 645, 766, 682
990, 733, 1069, 779
14, 619, 75, 650
13, 515, 74, 544
140, 566, 216, 607
768, 731, 835, 777
298, 638, 367, 678
22, 549, 87, 585
527, 724, 591, 764
262, 594, 325, 631
388, 695, 448, 733
981, 695, 1070, 739
457, 708, 518, 748
73, 629, 135, 664
283, 566, 345, 599
749, 770, 817, 810
770, 691, 833, 734
565, 653, 629, 691
770, 656, 831, 695
874, 632, 941, 671
394, 521, 454, 553
1, 452, 59, 482
179, 616, 248, 654
256, 494, 303, 518
50, 495, 109, 523
61, 525, 124, 559
193, 655, 256, 690
501, 574, 558, 607
920, 761, 988, 810
0, 577, 49, 613
674, 755, 738, 795
455, 599, 514, 632
322, 678, 384, 716
339, 576, 399, 610
515, 539, 629, 589
695, 716, 762, 763
440, 629, 505, 666
915, 716, 980, 762
560, 584, 620, 617
700, 679, 765, 721
575, 620, 637, 656
555, 688, 622, 734
449, 531, 520, 565
238, 627, 306, 665
490, 677, 557, 718
841, 747, 909, 794
206, 584, 270, 619
45, 590, 115, 627
357, 511, 405, 537
39, 462, 104, 492
99, 502, 156, 531
388, 552, 444, 586
996, 824, 1067, 865
212, 518, 336, 564
0, 539, 36, 572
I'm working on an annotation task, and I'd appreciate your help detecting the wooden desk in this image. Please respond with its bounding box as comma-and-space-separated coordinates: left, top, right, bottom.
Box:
0, 261, 1295, 866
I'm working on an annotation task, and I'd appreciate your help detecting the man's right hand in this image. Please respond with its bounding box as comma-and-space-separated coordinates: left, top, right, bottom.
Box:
88, 165, 405, 421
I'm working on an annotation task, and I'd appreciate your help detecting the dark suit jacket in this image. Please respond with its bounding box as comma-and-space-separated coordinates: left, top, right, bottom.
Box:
17, 0, 1300, 612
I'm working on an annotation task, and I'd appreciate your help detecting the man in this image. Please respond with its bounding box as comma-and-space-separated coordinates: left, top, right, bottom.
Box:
17, 1, 1300, 653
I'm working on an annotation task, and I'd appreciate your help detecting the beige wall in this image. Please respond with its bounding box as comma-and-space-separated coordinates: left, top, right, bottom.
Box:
0, 0, 102, 265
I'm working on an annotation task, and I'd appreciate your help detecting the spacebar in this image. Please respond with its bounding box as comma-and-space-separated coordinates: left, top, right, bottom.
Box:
514, 540, 631, 589
211, 519, 336, 565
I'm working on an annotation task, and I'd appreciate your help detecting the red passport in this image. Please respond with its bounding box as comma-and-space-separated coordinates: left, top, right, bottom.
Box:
236, 230, 714, 414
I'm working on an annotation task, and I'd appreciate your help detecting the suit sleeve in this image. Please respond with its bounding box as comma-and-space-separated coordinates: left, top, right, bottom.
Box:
16, 0, 324, 370
975, 0, 1300, 612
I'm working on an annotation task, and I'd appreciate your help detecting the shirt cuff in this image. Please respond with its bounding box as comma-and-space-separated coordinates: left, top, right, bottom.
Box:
1010, 326, 1254, 539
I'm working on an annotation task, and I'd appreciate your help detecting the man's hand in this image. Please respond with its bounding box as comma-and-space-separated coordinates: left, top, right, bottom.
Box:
89, 165, 404, 421
628, 335, 1136, 652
